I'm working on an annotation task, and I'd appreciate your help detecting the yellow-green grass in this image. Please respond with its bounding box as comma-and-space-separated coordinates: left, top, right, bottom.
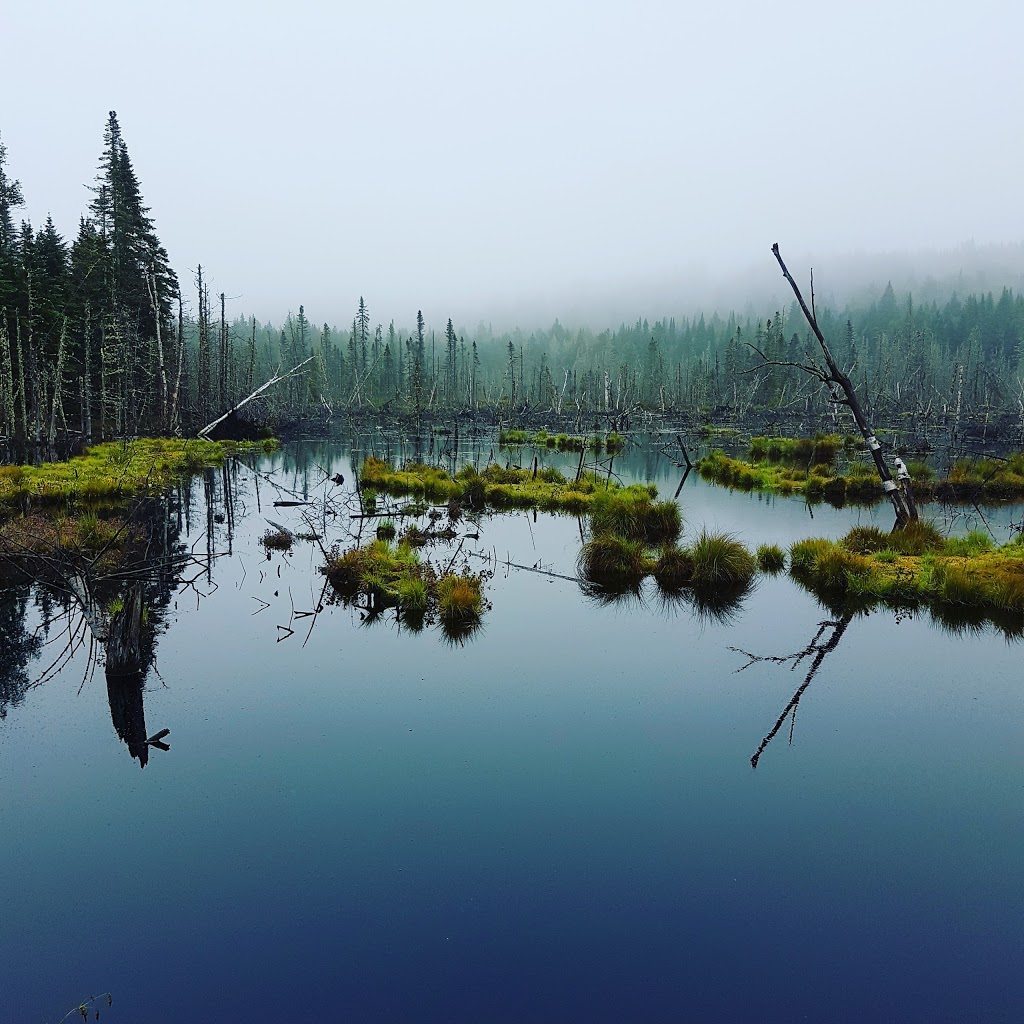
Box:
361, 456, 656, 516
0, 438, 276, 515
697, 449, 880, 506
578, 531, 757, 597
323, 538, 486, 635
700, 445, 1024, 506
788, 525, 1024, 628
748, 433, 859, 466
756, 543, 787, 574
498, 429, 625, 454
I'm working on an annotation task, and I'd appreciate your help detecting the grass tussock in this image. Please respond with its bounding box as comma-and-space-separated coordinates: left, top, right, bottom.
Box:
756, 543, 786, 574
375, 520, 397, 540
324, 539, 486, 637
588, 487, 680, 544
788, 521, 1024, 632
688, 530, 757, 587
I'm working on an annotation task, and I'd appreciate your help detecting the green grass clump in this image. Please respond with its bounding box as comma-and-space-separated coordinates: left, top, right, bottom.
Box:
578, 535, 649, 586
498, 429, 624, 454
375, 520, 397, 540
788, 522, 1024, 631
605, 432, 625, 454
362, 457, 644, 517
588, 487, 680, 544
942, 530, 993, 557
756, 543, 786, 574
652, 545, 694, 593
688, 530, 757, 587
437, 575, 484, 624
888, 519, 945, 555
748, 433, 852, 466
842, 526, 891, 554
324, 538, 486, 638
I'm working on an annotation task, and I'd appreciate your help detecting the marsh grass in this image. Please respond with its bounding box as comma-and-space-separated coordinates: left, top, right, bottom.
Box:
362, 456, 647, 516
688, 530, 757, 587
789, 522, 1024, 631
651, 545, 694, 593
324, 539, 486, 637
499, 429, 623, 453
702, 438, 1024, 506
588, 488, 680, 544
756, 543, 786, 574
0, 438, 273, 517
375, 520, 397, 540
748, 433, 855, 466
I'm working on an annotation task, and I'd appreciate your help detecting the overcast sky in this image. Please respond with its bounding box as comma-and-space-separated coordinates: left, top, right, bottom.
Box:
3, 0, 1022, 330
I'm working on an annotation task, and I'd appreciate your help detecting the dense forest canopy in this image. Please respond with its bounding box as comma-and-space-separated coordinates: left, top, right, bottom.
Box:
2, 115, 1024, 443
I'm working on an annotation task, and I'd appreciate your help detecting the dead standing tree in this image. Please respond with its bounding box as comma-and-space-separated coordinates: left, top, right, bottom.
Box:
765, 244, 916, 526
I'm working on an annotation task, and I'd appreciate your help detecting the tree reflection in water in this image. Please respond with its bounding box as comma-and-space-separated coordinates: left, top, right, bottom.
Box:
732, 614, 855, 769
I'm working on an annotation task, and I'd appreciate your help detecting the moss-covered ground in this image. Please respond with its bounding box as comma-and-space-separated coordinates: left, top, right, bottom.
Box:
698, 435, 1024, 505
0, 438, 277, 515
360, 456, 654, 515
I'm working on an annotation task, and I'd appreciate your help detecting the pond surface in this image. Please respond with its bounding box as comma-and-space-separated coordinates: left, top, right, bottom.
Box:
1, 429, 1021, 1023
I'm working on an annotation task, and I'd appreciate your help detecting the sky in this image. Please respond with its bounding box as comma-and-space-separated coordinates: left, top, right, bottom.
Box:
3, 0, 1023, 331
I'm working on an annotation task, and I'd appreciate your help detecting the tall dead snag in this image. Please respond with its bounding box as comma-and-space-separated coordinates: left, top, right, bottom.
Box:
770, 243, 915, 525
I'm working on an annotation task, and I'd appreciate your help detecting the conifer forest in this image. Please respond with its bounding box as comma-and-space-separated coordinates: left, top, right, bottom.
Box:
3, 114, 1024, 445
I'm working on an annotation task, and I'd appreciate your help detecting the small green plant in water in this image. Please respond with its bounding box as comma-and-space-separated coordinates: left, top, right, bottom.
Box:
756, 543, 786, 574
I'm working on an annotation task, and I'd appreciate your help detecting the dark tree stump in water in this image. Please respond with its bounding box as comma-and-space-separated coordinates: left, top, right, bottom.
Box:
106, 585, 145, 678
106, 670, 149, 767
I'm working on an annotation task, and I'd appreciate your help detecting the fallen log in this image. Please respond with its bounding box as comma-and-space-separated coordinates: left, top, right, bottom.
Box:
197, 356, 314, 438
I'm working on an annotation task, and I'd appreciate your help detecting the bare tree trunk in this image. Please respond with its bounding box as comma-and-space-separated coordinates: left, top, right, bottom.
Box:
147, 268, 168, 432
47, 318, 68, 446
13, 313, 27, 439
771, 244, 913, 525
170, 294, 185, 435
0, 315, 14, 438
82, 303, 93, 440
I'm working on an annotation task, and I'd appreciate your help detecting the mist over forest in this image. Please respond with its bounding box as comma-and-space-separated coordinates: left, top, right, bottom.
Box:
4, 111, 1024, 446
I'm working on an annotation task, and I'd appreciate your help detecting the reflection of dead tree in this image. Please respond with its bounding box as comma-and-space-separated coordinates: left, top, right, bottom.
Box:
732, 612, 854, 769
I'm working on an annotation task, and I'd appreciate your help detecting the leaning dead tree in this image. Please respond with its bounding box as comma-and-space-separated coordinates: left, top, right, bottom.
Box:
768, 244, 916, 526
197, 356, 314, 438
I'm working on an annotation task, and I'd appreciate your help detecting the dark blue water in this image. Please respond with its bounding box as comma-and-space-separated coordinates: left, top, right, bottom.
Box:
1, 433, 1020, 1023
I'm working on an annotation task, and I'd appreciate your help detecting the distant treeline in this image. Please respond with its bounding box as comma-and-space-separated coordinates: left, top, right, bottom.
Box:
3, 115, 1024, 443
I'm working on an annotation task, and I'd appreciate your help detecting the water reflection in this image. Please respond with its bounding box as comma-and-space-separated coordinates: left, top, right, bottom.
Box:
734, 613, 855, 769
0, 469, 248, 763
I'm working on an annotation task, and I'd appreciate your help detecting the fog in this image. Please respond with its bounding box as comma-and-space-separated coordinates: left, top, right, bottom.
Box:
4, 0, 1022, 330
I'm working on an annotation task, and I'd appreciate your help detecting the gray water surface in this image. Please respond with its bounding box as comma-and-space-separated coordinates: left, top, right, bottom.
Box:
0, 432, 1020, 1023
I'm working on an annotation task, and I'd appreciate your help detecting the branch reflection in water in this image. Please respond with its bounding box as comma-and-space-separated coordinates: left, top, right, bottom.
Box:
732, 614, 855, 769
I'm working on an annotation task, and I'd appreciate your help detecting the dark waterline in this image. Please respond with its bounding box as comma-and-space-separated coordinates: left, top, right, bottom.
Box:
1, 430, 1020, 1023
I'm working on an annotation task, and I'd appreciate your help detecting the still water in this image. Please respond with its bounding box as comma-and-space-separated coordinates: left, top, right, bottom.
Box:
1, 430, 1020, 1023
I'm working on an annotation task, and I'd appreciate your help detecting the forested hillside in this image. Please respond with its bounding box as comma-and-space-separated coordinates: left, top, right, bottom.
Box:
2, 116, 1024, 442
